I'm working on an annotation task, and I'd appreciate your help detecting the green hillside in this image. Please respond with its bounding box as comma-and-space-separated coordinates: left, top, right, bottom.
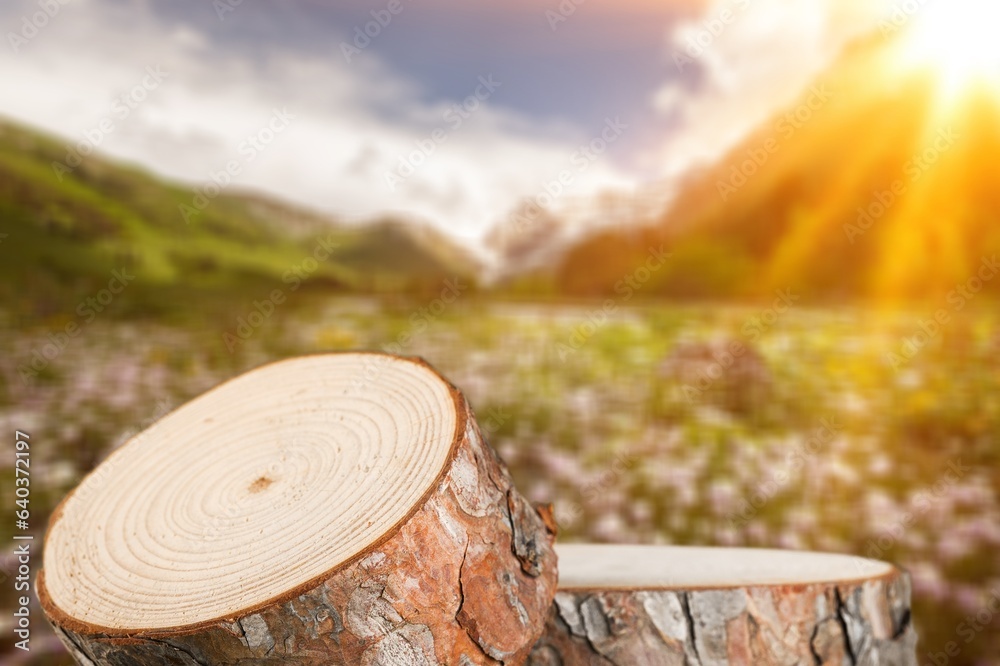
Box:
0, 119, 478, 322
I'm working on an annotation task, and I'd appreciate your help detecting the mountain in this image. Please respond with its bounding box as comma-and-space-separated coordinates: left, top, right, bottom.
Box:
484, 187, 673, 292
545, 29, 1000, 302
483, 201, 571, 292
0, 118, 479, 320
334, 218, 482, 291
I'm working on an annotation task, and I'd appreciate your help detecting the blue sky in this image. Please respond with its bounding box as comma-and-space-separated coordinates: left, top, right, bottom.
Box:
0, 0, 896, 241
146, 0, 687, 135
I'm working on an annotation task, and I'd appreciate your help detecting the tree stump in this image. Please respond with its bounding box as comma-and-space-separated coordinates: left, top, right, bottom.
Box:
529, 545, 917, 665
38, 354, 558, 665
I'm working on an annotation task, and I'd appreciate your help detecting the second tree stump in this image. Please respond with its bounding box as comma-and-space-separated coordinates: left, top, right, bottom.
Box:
530, 544, 917, 665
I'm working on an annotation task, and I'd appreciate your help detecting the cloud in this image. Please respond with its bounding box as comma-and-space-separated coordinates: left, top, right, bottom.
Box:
646, 0, 900, 179
0, 0, 632, 242
0, 0, 913, 243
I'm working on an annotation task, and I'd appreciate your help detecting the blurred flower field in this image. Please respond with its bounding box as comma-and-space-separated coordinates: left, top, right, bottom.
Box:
2, 297, 999, 665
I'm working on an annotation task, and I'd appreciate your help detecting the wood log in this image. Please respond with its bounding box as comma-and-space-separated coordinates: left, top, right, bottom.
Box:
38, 353, 558, 665
529, 544, 917, 666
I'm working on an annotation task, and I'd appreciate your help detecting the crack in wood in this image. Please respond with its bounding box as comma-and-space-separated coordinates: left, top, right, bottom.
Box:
679, 592, 703, 666
834, 588, 858, 666
144, 637, 211, 666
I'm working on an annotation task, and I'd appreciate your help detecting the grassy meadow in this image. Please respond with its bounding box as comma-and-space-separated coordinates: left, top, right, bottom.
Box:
2, 296, 999, 664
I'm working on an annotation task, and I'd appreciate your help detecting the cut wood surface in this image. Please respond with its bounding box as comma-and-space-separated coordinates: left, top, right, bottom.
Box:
39, 353, 558, 665
529, 544, 917, 666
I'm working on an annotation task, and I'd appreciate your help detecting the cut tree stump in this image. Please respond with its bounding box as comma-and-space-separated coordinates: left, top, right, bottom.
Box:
529, 544, 917, 666
38, 353, 558, 665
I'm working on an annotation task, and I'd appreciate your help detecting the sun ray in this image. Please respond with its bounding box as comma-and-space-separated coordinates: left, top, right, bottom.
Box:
760, 80, 935, 296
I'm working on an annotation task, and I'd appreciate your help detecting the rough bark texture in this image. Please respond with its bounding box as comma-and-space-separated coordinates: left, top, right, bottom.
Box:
40, 397, 558, 665
528, 572, 917, 666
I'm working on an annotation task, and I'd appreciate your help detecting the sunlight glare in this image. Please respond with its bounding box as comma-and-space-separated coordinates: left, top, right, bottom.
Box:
895, 0, 1000, 101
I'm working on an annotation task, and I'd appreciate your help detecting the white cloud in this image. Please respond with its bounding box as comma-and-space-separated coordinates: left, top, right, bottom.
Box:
0, 0, 631, 243
646, 0, 901, 179
0, 0, 916, 244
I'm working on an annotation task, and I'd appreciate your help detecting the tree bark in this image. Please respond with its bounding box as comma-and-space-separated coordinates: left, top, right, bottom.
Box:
529, 545, 917, 666
39, 354, 558, 665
